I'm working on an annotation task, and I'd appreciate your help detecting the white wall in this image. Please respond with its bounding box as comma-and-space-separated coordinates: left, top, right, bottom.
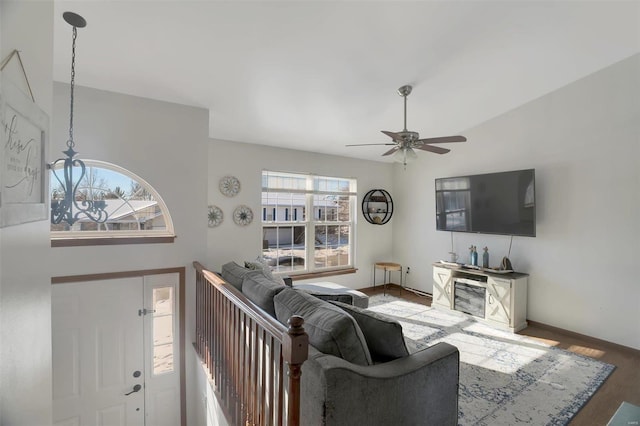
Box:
392, 54, 640, 349
49, 84, 209, 424
207, 139, 394, 290
0, 1, 54, 424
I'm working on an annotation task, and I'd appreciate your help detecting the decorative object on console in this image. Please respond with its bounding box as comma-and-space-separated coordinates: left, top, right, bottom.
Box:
362, 189, 393, 225
207, 205, 223, 227
232, 205, 253, 226
500, 235, 514, 270
346, 85, 466, 169
50, 12, 109, 227
482, 246, 489, 268
448, 231, 458, 263
219, 175, 240, 197
468, 245, 478, 266
501, 256, 513, 271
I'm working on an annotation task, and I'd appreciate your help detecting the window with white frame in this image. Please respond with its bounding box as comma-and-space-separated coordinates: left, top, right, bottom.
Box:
50, 160, 174, 240
261, 171, 356, 274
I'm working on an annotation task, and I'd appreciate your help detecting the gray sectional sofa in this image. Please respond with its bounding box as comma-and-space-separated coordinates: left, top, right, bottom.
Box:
220, 261, 460, 426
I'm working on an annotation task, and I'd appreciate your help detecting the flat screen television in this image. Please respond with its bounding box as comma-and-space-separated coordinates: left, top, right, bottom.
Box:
435, 169, 535, 237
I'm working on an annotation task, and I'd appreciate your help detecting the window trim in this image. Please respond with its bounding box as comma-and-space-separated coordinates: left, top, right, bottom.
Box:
50, 159, 176, 246
51, 235, 175, 248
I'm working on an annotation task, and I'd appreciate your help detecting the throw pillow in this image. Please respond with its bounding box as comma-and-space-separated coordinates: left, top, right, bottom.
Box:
330, 301, 409, 363
273, 289, 372, 366
245, 257, 285, 286
241, 272, 286, 317
221, 261, 254, 291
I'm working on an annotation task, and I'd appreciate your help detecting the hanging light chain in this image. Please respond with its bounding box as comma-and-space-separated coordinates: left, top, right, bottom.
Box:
67, 25, 77, 149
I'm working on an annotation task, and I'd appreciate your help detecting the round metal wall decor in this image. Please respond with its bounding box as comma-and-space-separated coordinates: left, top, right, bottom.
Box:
233, 205, 253, 226
207, 205, 223, 227
219, 175, 241, 197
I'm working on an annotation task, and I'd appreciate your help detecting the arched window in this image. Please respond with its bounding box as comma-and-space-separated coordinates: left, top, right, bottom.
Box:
50, 160, 175, 246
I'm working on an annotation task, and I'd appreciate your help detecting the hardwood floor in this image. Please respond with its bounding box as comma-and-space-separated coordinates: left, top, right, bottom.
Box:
360, 285, 640, 426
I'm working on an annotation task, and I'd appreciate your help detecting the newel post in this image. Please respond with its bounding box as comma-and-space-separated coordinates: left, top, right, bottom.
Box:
283, 315, 309, 426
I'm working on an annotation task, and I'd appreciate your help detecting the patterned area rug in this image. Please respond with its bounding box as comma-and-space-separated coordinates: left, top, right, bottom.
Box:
368, 295, 615, 426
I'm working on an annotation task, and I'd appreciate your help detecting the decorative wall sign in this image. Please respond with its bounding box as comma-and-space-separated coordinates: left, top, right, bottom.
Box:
0, 79, 48, 227
233, 205, 253, 226
219, 175, 240, 197
208, 205, 223, 228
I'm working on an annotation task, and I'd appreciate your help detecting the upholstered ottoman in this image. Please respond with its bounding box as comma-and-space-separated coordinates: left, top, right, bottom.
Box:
292, 281, 369, 308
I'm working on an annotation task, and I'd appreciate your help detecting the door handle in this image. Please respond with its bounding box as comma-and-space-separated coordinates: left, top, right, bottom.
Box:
124, 384, 142, 396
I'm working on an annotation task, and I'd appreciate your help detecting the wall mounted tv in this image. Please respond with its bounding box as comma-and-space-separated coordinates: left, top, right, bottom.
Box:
435, 169, 536, 237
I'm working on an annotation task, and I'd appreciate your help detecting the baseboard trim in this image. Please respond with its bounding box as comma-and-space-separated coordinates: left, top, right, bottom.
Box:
527, 320, 640, 355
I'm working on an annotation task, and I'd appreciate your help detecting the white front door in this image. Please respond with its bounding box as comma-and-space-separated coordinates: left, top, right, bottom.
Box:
52, 273, 180, 426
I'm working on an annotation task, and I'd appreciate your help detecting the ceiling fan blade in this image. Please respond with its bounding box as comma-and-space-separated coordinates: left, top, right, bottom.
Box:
381, 130, 404, 141
415, 144, 451, 154
416, 135, 467, 144
382, 147, 399, 156
346, 143, 397, 147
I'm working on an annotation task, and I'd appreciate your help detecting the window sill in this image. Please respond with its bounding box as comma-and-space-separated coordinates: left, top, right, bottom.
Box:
288, 268, 357, 281
51, 235, 176, 247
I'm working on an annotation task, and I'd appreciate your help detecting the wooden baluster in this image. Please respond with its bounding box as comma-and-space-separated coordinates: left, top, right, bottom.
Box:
226, 299, 233, 416
215, 288, 222, 389
239, 312, 246, 425
267, 335, 275, 426
234, 305, 241, 423
276, 345, 284, 426
252, 320, 259, 426
195, 271, 200, 356
215, 285, 219, 382
259, 328, 266, 425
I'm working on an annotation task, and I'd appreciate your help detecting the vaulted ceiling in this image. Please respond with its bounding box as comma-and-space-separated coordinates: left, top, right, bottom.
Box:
53, 1, 640, 162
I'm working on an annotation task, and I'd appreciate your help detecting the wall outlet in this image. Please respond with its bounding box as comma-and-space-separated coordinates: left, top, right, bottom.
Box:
406, 267, 410, 274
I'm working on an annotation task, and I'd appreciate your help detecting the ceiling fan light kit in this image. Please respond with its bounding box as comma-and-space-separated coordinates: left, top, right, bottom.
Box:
347, 84, 467, 169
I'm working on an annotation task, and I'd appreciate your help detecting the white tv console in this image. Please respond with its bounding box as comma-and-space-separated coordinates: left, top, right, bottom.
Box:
432, 263, 529, 332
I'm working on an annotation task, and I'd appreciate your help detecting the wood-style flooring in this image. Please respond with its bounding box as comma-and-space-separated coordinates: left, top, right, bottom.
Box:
360, 285, 640, 426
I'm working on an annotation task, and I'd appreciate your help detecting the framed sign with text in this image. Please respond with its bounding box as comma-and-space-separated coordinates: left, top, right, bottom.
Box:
0, 79, 48, 227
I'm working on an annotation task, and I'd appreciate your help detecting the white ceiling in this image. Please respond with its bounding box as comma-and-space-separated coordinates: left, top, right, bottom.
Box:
53, 1, 640, 163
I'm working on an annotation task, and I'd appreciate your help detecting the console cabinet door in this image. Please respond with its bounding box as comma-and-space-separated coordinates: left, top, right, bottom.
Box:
432, 267, 453, 309
486, 277, 512, 326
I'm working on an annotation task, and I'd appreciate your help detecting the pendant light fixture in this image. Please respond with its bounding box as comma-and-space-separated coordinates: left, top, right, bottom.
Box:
50, 12, 108, 226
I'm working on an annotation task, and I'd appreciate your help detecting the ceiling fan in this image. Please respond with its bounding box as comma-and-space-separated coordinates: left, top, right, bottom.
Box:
347, 85, 467, 168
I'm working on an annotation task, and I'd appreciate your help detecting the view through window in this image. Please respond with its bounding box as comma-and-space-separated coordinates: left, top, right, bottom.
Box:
261, 171, 356, 274
50, 160, 174, 239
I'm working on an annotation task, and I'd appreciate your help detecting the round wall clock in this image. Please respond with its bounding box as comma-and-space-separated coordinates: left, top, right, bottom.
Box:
233, 205, 253, 226
219, 175, 241, 197
208, 205, 223, 228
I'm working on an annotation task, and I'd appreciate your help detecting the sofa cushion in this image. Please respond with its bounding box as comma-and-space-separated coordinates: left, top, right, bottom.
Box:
241, 273, 286, 317
330, 301, 409, 363
221, 261, 254, 291
274, 289, 372, 366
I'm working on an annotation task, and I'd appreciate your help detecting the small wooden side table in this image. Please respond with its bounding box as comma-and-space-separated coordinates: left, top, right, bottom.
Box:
373, 262, 403, 295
